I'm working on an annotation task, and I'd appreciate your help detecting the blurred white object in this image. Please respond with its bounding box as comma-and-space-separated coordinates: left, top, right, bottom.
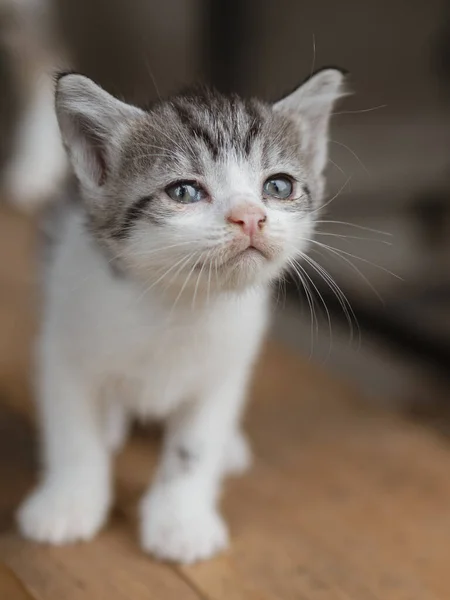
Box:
0, 0, 68, 211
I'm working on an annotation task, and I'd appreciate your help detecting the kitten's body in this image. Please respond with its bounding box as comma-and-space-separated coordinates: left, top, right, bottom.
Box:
18, 70, 345, 563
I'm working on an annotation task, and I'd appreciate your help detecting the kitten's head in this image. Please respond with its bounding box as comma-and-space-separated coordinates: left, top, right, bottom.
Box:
55, 69, 345, 294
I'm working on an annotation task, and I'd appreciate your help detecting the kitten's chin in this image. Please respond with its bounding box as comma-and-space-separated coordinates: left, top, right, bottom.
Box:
219, 248, 282, 291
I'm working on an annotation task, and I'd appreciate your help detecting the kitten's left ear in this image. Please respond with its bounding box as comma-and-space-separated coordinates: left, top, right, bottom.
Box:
55, 73, 145, 189
274, 68, 346, 176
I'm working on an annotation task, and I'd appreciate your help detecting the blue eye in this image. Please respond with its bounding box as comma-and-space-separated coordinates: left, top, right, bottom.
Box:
166, 181, 207, 203
263, 175, 294, 200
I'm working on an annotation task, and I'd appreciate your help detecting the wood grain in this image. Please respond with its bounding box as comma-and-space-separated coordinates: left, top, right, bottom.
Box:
1, 205, 450, 599
0, 562, 34, 600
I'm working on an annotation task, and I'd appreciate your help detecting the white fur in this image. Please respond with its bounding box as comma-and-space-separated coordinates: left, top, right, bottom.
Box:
18, 209, 269, 562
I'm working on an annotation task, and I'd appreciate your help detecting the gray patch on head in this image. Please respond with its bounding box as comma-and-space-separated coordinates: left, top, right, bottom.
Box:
119, 86, 273, 181
167, 87, 268, 162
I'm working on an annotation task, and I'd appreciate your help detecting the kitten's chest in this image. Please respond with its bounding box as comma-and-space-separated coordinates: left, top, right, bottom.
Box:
112, 307, 235, 416
95, 285, 269, 416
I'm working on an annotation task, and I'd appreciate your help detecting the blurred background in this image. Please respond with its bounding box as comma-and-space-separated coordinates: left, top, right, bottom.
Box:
0, 0, 449, 415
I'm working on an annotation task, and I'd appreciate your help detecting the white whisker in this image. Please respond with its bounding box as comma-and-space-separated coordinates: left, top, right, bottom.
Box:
291, 256, 334, 361
333, 104, 387, 116
310, 176, 352, 215
316, 231, 392, 245
288, 257, 317, 357
134, 250, 199, 305
314, 219, 393, 237
309, 238, 402, 281
330, 139, 369, 175
170, 250, 207, 315
192, 250, 211, 310
307, 241, 385, 306
328, 158, 347, 177
299, 251, 360, 347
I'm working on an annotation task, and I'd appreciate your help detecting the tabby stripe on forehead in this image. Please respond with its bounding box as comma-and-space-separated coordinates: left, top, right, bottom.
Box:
173, 103, 219, 159
113, 195, 159, 239
243, 100, 263, 155
244, 118, 261, 155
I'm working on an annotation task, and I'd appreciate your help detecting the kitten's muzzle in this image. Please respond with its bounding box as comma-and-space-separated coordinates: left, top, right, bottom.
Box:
223, 233, 275, 265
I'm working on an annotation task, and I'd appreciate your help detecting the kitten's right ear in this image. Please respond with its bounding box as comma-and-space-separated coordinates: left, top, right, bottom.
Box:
274, 68, 346, 177
55, 73, 144, 188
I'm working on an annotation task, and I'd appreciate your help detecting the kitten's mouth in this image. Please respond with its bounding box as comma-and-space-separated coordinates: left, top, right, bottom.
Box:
193, 241, 273, 272
239, 245, 265, 258
221, 244, 269, 267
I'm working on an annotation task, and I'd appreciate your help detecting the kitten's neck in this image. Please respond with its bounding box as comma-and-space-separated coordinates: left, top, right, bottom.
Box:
135, 277, 270, 315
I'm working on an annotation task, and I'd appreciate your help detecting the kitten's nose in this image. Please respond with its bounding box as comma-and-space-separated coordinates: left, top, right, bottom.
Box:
227, 204, 267, 237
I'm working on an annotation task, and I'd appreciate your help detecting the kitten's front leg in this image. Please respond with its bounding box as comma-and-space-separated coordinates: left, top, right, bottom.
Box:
140, 375, 248, 564
17, 350, 112, 544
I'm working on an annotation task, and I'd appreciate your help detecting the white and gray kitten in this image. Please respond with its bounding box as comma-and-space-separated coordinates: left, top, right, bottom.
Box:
17, 68, 345, 564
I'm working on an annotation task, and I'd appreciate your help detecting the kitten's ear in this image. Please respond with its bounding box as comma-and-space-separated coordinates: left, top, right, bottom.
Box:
274, 68, 346, 176
55, 73, 144, 188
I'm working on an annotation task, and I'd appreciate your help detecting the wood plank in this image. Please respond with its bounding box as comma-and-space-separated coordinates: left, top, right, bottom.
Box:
0, 527, 201, 600
111, 345, 450, 600
0, 562, 35, 600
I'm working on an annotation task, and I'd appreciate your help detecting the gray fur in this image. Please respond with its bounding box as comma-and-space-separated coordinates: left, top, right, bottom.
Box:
111, 88, 306, 238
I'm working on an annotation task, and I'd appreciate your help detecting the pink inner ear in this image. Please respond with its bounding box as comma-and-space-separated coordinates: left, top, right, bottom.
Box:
74, 117, 109, 187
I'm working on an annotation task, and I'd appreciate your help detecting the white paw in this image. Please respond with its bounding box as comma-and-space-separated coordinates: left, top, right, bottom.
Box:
140, 487, 229, 564
223, 429, 252, 476
17, 475, 110, 545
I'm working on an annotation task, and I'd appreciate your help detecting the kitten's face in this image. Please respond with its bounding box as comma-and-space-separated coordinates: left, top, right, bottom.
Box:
113, 93, 317, 291
56, 71, 344, 294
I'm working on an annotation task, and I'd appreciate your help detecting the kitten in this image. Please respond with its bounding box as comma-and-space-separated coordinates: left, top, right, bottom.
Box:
17, 68, 345, 564
0, 0, 67, 210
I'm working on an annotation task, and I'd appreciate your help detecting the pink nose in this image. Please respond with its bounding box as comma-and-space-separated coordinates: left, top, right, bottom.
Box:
227, 204, 267, 237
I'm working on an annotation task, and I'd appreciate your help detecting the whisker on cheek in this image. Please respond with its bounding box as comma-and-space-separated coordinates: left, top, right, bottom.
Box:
124, 240, 200, 257
131, 250, 201, 305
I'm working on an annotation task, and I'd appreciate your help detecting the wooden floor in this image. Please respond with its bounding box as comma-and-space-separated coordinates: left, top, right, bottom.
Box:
1, 205, 450, 600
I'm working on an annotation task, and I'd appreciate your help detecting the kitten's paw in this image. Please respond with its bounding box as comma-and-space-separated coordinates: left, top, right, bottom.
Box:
140, 488, 228, 564
17, 476, 110, 545
223, 429, 252, 476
